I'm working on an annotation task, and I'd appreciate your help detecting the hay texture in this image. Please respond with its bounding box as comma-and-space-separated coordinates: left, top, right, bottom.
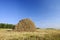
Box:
14, 18, 36, 32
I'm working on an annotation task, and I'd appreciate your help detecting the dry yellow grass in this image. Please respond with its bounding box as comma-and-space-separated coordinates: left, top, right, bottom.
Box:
0, 29, 60, 40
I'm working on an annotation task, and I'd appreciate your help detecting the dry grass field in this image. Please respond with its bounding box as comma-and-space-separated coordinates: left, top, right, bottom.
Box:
0, 29, 60, 40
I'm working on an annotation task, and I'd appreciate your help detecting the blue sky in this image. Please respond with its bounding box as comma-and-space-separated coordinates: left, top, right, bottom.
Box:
0, 0, 60, 29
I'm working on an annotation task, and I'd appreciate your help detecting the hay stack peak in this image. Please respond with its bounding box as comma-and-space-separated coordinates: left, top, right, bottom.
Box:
15, 18, 36, 32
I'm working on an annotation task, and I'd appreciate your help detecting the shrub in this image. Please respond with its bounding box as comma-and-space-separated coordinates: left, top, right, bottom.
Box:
0, 23, 15, 29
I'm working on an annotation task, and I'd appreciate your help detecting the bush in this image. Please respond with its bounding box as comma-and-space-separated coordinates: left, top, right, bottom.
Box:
0, 23, 15, 29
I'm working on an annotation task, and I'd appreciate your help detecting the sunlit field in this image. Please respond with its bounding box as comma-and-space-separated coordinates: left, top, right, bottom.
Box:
0, 29, 60, 40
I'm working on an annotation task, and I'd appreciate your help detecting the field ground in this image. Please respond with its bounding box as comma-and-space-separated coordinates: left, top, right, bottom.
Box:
0, 29, 60, 40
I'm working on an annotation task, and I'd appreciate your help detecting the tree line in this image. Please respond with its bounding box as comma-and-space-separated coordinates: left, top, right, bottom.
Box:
0, 23, 15, 29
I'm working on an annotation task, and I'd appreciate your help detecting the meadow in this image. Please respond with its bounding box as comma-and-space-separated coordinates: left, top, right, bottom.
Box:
0, 29, 60, 40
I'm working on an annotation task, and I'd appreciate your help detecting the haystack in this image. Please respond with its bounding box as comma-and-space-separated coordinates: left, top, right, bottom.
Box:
14, 18, 36, 32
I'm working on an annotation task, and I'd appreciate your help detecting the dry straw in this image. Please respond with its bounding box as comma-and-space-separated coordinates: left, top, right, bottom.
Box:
14, 18, 36, 32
